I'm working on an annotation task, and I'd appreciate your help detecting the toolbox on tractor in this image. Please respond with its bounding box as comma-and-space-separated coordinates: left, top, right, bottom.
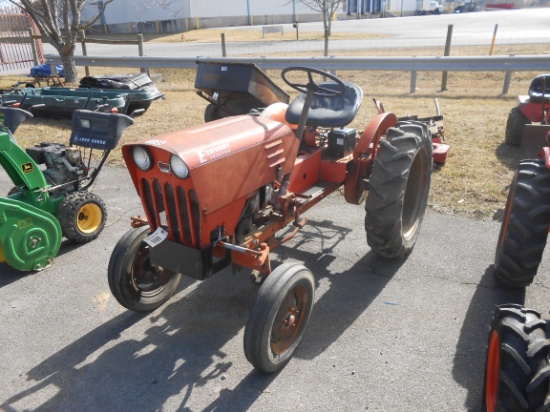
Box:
195, 61, 290, 122
108, 66, 450, 373
0, 103, 135, 272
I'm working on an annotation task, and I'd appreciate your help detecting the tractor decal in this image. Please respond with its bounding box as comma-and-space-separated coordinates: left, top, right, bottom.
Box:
17, 217, 32, 229
144, 139, 166, 146
197, 142, 231, 164
21, 162, 33, 173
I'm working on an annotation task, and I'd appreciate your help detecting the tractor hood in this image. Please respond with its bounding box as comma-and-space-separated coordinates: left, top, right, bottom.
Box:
122, 114, 299, 215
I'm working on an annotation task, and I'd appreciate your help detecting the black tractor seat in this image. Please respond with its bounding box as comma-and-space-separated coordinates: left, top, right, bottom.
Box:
285, 81, 363, 128
528, 74, 550, 103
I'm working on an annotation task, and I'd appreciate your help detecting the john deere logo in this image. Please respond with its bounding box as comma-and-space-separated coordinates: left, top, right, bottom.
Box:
22, 163, 34, 174
18, 217, 32, 229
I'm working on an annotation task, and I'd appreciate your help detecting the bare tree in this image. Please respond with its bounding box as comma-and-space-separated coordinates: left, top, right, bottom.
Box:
8, 0, 113, 82
294, 0, 343, 56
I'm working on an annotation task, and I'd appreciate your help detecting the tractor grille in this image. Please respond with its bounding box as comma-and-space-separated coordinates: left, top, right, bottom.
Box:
140, 178, 201, 247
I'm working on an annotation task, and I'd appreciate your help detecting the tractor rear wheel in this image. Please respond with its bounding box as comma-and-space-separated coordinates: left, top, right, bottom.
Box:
244, 262, 315, 373
204, 104, 220, 122
505, 107, 531, 147
483, 304, 550, 412
57, 191, 107, 243
365, 122, 433, 259
108, 226, 182, 312
494, 159, 550, 287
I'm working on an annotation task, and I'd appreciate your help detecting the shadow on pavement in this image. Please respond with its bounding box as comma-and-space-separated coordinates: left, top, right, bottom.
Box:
0, 239, 85, 289
0, 217, 406, 410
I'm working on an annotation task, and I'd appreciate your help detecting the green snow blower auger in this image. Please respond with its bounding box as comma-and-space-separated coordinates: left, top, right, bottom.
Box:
0, 102, 135, 271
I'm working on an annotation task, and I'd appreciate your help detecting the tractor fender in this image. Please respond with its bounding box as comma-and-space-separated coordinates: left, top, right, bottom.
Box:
517, 97, 549, 123
541, 146, 550, 170
344, 112, 398, 205
0, 197, 62, 271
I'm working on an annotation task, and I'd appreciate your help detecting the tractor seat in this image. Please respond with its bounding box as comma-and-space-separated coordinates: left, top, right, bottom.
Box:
528, 74, 550, 103
285, 81, 363, 128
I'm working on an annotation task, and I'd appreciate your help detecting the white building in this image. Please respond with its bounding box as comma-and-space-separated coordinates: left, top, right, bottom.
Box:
83, 0, 332, 34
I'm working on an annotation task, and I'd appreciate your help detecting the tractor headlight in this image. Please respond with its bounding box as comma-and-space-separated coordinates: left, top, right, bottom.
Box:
170, 155, 189, 179
133, 146, 153, 171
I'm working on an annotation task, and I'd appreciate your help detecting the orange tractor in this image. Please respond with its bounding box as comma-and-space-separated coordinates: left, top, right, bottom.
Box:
108, 66, 450, 372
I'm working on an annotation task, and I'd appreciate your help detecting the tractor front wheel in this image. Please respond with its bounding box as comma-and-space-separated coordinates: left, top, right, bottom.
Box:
108, 226, 182, 312
57, 191, 107, 243
483, 304, 550, 412
494, 159, 550, 287
505, 107, 530, 147
365, 121, 433, 259
244, 262, 315, 373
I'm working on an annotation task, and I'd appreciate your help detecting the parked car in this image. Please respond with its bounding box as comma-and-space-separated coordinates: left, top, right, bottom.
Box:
454, 2, 481, 12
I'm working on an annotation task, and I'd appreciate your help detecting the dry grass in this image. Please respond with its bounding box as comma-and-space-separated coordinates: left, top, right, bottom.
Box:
1, 40, 542, 220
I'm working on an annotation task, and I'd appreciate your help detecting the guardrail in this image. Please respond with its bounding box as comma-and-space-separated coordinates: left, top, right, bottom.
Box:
45, 54, 550, 94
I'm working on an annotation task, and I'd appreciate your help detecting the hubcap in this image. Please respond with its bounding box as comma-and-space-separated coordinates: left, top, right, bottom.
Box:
77, 203, 103, 234
130, 244, 172, 295
485, 330, 500, 412
271, 284, 309, 355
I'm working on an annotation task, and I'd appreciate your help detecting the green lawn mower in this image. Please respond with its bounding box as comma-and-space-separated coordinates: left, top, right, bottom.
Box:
0, 103, 135, 271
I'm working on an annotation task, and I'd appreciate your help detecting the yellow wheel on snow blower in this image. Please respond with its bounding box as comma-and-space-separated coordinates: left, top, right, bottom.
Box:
76, 202, 103, 234
57, 191, 107, 243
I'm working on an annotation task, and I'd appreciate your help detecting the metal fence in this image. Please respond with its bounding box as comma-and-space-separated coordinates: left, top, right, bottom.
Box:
44, 53, 550, 94
0, 5, 44, 74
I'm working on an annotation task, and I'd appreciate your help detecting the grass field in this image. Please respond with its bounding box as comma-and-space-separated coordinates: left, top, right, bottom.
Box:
0, 36, 542, 220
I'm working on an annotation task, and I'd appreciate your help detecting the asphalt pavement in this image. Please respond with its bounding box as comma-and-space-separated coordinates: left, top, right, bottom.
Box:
1, 164, 548, 411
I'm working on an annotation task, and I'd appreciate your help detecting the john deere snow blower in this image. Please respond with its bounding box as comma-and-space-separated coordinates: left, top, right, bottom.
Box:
0, 105, 134, 271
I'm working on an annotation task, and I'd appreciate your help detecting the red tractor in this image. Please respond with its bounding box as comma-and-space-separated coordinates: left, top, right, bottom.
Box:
505, 74, 550, 147
107, 66, 450, 372
484, 100, 550, 410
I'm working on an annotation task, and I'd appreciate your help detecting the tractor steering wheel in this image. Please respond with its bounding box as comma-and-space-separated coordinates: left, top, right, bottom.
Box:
281, 67, 346, 98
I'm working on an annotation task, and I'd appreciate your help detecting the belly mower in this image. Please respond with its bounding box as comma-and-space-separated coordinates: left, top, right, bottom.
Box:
0, 103, 135, 271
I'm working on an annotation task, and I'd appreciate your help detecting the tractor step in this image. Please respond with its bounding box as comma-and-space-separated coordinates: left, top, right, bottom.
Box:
295, 182, 341, 213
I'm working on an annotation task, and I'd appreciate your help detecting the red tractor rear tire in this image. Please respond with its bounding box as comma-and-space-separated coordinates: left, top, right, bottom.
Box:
494, 159, 550, 287
505, 107, 531, 147
204, 104, 220, 122
483, 304, 550, 412
365, 122, 433, 259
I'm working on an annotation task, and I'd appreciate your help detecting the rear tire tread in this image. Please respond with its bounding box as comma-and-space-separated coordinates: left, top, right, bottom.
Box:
494, 160, 550, 287
484, 304, 550, 412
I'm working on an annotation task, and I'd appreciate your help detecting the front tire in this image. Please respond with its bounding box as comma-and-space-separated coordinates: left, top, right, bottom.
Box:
483, 304, 550, 412
505, 107, 530, 147
108, 226, 182, 312
365, 121, 433, 259
244, 262, 315, 373
494, 159, 550, 287
57, 191, 107, 243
